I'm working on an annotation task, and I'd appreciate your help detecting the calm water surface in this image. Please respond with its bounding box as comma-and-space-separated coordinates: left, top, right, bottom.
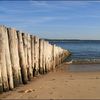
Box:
50, 40, 100, 62
49, 40, 100, 71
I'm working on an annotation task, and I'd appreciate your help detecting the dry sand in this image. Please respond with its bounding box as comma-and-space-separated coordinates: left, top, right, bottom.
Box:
0, 63, 100, 99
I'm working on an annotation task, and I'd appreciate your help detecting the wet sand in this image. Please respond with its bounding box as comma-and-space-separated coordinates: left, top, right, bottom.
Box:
0, 63, 100, 99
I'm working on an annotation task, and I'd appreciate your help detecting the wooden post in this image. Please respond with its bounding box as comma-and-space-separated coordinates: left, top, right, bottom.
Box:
48, 43, 52, 71
59, 48, 62, 64
44, 41, 48, 73
50, 44, 53, 70
52, 44, 56, 70
58, 47, 60, 65
48, 43, 50, 71
17, 31, 28, 84
22, 33, 28, 80
27, 34, 33, 80
49, 44, 52, 71
0, 26, 9, 92
39, 39, 44, 74
34, 36, 39, 76
7, 28, 22, 87
55, 46, 57, 67
57, 47, 59, 66
4, 26, 14, 90
31, 35, 35, 76
42, 40, 46, 74
0, 64, 3, 93
45, 41, 50, 72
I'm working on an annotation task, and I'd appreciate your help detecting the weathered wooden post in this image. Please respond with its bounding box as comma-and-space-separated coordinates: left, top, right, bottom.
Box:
48, 43, 52, 71
61, 49, 64, 63
59, 48, 62, 64
60, 48, 62, 64
55, 46, 57, 67
43, 41, 46, 73
0, 26, 3, 93
62, 49, 64, 62
0, 66, 3, 93
22, 33, 28, 80
0, 58, 3, 93
31, 35, 35, 76
42, 40, 46, 74
27, 34, 33, 80
0, 26, 9, 92
57, 47, 59, 66
4, 26, 14, 90
8, 28, 22, 87
47, 42, 49, 71
58, 47, 60, 65
50, 45, 53, 70
17, 31, 28, 84
45, 41, 49, 73
39, 39, 41, 74
46, 41, 51, 72
48, 42, 51, 71
52, 44, 56, 70
34, 36, 39, 76
39, 39, 44, 74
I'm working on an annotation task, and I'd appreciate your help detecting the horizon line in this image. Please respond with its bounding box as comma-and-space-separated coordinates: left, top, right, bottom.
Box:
44, 38, 100, 41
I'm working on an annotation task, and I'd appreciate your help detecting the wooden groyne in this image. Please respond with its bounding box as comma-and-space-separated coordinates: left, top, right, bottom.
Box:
0, 25, 70, 93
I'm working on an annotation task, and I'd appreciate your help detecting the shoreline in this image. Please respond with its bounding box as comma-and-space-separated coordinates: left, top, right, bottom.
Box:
72, 61, 100, 64
65, 59, 100, 65
0, 62, 100, 99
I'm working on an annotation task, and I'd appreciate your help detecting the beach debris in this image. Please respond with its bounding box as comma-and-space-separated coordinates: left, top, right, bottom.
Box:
18, 89, 35, 93
24, 89, 33, 93
18, 90, 24, 93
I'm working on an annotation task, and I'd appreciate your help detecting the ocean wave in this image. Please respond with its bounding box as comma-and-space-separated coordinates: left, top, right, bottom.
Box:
71, 59, 100, 64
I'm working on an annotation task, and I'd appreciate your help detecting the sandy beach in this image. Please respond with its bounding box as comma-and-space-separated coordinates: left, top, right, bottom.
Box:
0, 62, 100, 99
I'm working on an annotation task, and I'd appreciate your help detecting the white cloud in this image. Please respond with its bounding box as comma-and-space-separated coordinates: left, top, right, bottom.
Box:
60, 1, 90, 6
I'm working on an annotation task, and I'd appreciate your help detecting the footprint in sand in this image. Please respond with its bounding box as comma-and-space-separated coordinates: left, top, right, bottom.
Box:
51, 78, 56, 81
65, 81, 68, 82
18, 90, 25, 93
69, 75, 72, 77
92, 86, 96, 88
69, 78, 74, 80
34, 95, 38, 98
96, 77, 100, 79
88, 88, 91, 91
49, 92, 53, 95
52, 87, 56, 89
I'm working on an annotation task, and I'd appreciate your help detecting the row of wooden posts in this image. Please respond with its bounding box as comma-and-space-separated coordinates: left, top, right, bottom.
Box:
0, 25, 69, 93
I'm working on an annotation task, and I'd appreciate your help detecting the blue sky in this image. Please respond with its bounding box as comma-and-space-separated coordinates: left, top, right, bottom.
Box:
0, 1, 100, 40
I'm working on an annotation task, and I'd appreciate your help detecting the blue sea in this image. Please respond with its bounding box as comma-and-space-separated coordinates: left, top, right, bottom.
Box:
49, 40, 100, 64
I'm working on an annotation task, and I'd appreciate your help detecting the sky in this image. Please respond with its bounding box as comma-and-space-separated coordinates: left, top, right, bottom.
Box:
0, 0, 100, 40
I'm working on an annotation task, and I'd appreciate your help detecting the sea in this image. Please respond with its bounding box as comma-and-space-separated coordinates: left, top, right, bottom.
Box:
49, 40, 100, 71
49, 40, 100, 63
